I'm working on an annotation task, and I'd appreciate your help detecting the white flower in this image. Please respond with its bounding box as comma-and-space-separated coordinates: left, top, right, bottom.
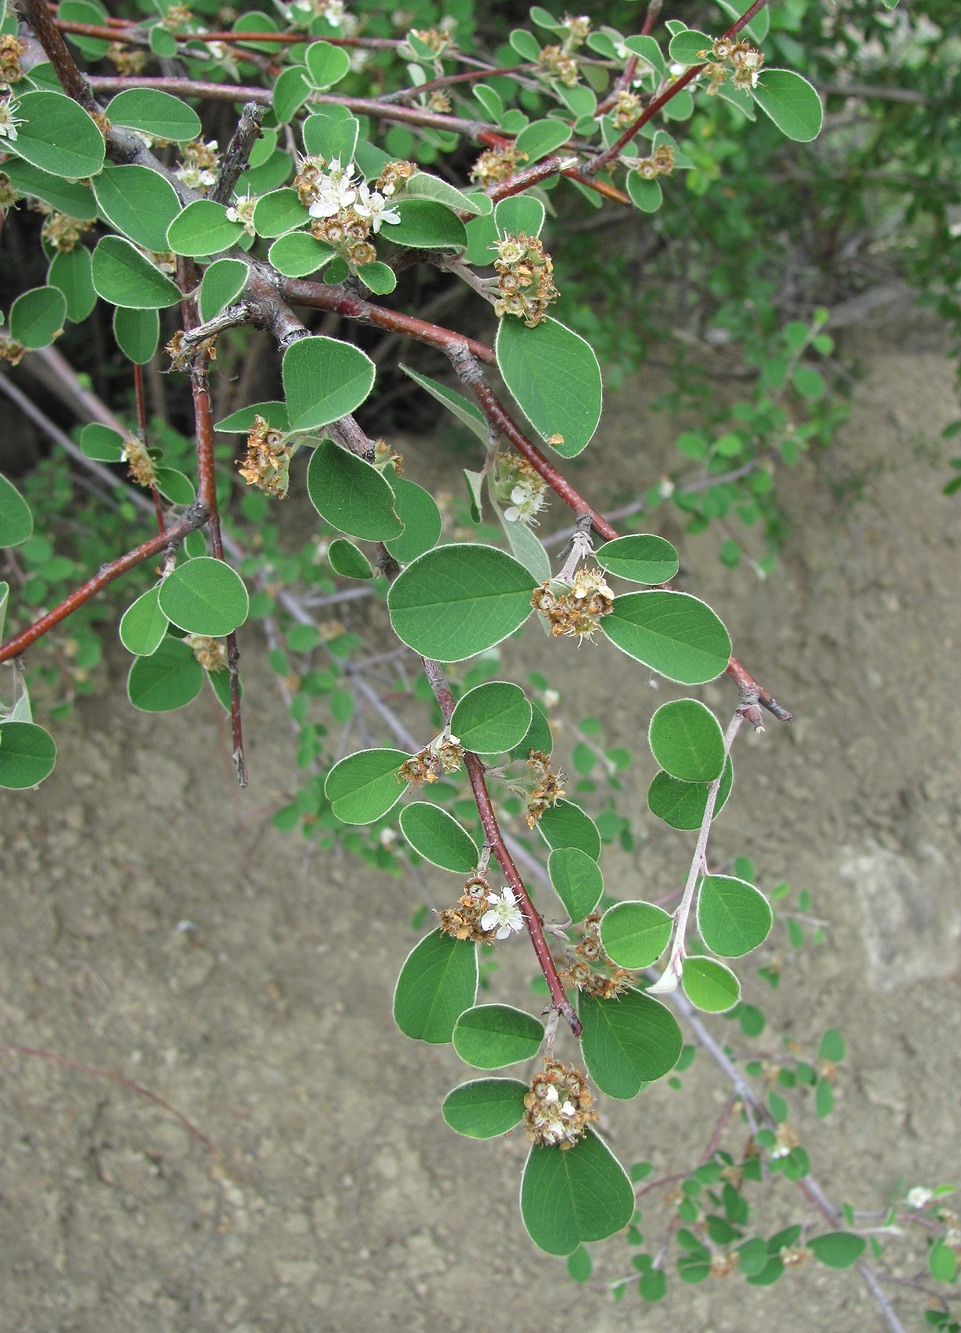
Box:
354, 182, 401, 232
0, 97, 23, 142
504, 480, 547, 525
480, 887, 525, 940
308, 159, 359, 219
906, 1186, 933, 1210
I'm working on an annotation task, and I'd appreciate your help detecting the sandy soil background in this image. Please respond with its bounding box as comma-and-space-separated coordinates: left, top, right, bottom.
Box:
1, 316, 959, 1332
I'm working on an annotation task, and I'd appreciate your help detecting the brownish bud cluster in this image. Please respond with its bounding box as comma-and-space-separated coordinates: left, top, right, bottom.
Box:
525, 749, 565, 828
41, 211, 94, 253
0, 337, 26, 366
238, 416, 291, 498
493, 232, 558, 328
438, 876, 497, 943
470, 145, 529, 188
106, 42, 148, 76
161, 4, 192, 31
635, 143, 676, 180
698, 36, 765, 94
563, 915, 634, 998
166, 329, 218, 371
531, 566, 614, 642
611, 89, 643, 128
185, 634, 228, 672
123, 437, 157, 489
398, 737, 465, 786
372, 437, 403, 475
523, 1059, 597, 1148
426, 91, 451, 114
410, 27, 455, 57
0, 35, 26, 84
539, 44, 579, 87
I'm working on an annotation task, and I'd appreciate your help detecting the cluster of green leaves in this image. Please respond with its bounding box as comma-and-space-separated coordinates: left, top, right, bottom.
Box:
5, 3, 959, 1321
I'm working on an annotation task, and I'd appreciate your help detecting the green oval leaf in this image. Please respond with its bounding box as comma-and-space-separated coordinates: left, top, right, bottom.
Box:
595, 534, 678, 585
513, 118, 573, 162
406, 171, 486, 215
119, 584, 169, 656
579, 988, 682, 1097
496, 317, 602, 458
753, 69, 823, 143
48, 246, 96, 322
105, 88, 202, 141
199, 257, 249, 322
305, 440, 402, 541
327, 537, 373, 579
2, 160, 96, 219
696, 875, 772, 958
808, 1232, 867, 1270
494, 194, 546, 239
0, 473, 33, 547
604, 590, 731, 684
382, 476, 441, 564
92, 165, 182, 252
627, 173, 662, 214
521, 1131, 634, 1255
213, 400, 288, 433
267, 231, 337, 278
252, 188, 309, 238
79, 423, 124, 462
648, 757, 733, 830
450, 680, 532, 755
399, 802, 478, 872
681, 956, 740, 1012
114, 306, 160, 363
272, 64, 311, 123
7, 90, 105, 178
8, 286, 66, 349
283, 335, 376, 432
547, 847, 604, 920
537, 800, 601, 860
0, 720, 57, 789
452, 1004, 544, 1069
127, 635, 203, 712
667, 28, 712, 64
600, 901, 673, 969
393, 928, 478, 1043
648, 698, 725, 782
324, 747, 409, 824
92, 237, 182, 309
304, 38, 351, 89
377, 197, 469, 250
442, 1077, 527, 1138
508, 700, 553, 761
387, 544, 535, 662
356, 261, 397, 295
166, 200, 245, 258
157, 557, 249, 636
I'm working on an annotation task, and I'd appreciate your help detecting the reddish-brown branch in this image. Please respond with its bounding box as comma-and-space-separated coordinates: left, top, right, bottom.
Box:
0, 505, 208, 665
465, 751, 581, 1036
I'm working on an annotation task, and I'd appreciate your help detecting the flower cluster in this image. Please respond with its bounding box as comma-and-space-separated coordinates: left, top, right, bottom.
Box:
107, 41, 147, 76
409, 27, 455, 58
294, 156, 407, 267
492, 232, 558, 328
40, 209, 94, 253
438, 879, 524, 945
176, 139, 220, 192
634, 143, 676, 181
185, 635, 228, 672
238, 416, 292, 498
0, 336, 25, 366
525, 749, 565, 828
398, 734, 465, 785
531, 566, 614, 643
539, 45, 579, 87
225, 192, 258, 237
698, 35, 765, 93
523, 1059, 597, 1149
0, 34, 26, 86
491, 452, 549, 526
121, 437, 157, 489
0, 95, 22, 143
470, 145, 529, 189
610, 89, 643, 128
563, 915, 634, 998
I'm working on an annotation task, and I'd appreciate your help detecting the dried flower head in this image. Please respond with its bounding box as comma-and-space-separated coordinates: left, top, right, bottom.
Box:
0, 336, 26, 366
121, 437, 157, 489
532, 567, 614, 643
492, 232, 558, 328
238, 416, 291, 498
185, 634, 228, 671
0, 35, 27, 85
470, 145, 529, 189
41, 211, 94, 253
106, 42, 147, 76
540, 44, 579, 87
611, 89, 642, 128
523, 1059, 597, 1148
525, 749, 565, 827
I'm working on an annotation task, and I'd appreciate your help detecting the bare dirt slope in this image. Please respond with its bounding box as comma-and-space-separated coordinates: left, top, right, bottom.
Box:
2, 322, 959, 1332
